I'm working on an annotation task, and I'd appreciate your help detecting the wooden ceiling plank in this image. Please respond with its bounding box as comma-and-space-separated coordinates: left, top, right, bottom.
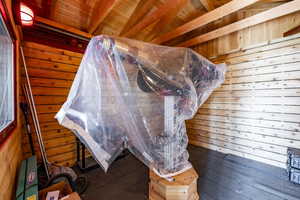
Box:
199, 0, 215, 11
49, 0, 58, 18
284, 25, 300, 37
151, 0, 261, 44
88, 0, 119, 34
42, 0, 53, 18
35, 16, 93, 39
123, 0, 188, 38
178, 0, 300, 47
145, 0, 188, 41
120, 0, 157, 36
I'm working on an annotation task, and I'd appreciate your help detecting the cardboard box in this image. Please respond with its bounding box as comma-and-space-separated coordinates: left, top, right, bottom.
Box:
60, 192, 81, 200
46, 190, 60, 200
39, 181, 73, 200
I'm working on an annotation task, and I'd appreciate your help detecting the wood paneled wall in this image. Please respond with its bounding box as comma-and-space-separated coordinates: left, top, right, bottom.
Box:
0, 1, 24, 200
0, 128, 23, 200
187, 34, 300, 168
22, 42, 83, 166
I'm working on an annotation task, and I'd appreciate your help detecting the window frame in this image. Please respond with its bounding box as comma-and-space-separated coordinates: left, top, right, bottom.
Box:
0, 0, 17, 145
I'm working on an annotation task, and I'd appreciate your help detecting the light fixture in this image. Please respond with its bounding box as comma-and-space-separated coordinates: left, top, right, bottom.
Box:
20, 3, 34, 26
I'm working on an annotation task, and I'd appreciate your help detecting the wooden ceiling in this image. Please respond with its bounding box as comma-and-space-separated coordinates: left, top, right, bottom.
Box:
25, 0, 297, 47
35, 0, 210, 37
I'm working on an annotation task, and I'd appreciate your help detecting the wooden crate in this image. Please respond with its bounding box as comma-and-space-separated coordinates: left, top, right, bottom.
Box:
149, 168, 199, 200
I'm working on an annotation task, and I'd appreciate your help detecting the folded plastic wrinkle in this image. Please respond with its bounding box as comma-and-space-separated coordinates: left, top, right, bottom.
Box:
55, 35, 226, 178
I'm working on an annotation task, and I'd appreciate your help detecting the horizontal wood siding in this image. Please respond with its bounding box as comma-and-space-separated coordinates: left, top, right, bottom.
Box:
187, 35, 300, 168
22, 42, 83, 166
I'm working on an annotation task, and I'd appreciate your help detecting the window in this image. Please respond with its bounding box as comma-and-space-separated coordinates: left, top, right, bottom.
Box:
0, 1, 16, 143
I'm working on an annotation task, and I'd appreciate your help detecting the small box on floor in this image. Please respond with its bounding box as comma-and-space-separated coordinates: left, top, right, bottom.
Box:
46, 191, 60, 200
39, 181, 74, 200
60, 192, 81, 200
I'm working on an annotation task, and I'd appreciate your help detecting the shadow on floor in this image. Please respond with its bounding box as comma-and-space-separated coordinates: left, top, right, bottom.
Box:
79, 145, 300, 200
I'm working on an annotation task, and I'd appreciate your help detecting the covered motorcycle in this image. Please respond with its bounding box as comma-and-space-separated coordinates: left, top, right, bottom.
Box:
55, 35, 226, 178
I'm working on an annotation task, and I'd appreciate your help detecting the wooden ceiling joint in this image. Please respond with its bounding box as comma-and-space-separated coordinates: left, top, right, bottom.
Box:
199, 0, 215, 11
178, 0, 300, 47
88, 0, 119, 34
284, 25, 300, 37
144, 0, 188, 41
151, 0, 261, 44
123, 0, 189, 38
35, 16, 93, 39
120, 0, 157, 36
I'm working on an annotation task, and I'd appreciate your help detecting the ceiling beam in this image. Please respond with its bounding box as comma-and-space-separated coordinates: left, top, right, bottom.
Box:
151, 0, 261, 44
284, 25, 300, 37
88, 0, 119, 34
35, 16, 93, 39
178, 0, 300, 47
120, 0, 157, 36
145, 0, 188, 41
199, 0, 215, 11
123, 0, 188, 38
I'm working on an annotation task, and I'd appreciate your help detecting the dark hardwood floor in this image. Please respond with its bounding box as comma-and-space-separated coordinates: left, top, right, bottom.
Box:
79, 145, 300, 200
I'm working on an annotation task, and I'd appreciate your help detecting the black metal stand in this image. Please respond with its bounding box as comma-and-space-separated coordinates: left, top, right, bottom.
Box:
76, 138, 99, 172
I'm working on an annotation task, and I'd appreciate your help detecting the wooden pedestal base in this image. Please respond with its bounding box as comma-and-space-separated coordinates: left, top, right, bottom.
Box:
149, 168, 199, 200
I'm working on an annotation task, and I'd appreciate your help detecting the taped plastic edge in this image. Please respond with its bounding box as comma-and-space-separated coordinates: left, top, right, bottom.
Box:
56, 115, 111, 171
152, 162, 193, 180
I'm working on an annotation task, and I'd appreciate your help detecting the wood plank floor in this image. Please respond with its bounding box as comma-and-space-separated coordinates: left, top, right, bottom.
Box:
80, 145, 300, 200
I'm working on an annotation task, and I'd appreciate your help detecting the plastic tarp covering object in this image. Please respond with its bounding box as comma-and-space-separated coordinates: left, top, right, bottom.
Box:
55, 35, 226, 178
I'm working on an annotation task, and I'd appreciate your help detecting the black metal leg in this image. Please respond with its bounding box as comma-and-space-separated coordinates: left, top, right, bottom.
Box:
76, 138, 80, 163
82, 142, 86, 169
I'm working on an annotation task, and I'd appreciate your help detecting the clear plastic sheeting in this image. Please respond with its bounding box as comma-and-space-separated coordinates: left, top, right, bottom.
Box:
55, 35, 226, 178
